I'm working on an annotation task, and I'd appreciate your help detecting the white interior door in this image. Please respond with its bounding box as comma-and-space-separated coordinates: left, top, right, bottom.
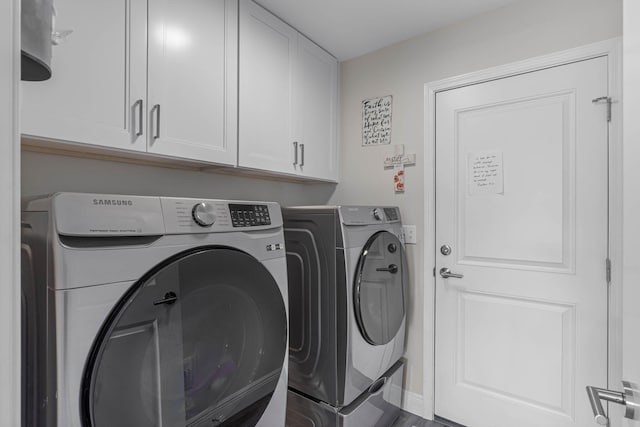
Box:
434, 56, 609, 427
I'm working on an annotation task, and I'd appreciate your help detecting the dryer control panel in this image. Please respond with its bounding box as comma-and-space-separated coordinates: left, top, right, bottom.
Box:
339, 206, 402, 225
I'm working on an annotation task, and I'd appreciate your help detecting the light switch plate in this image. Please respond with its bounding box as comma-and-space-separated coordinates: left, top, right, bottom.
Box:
402, 225, 417, 244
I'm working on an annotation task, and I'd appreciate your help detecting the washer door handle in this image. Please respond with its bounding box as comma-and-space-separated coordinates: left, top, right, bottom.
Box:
153, 291, 178, 306
376, 264, 398, 274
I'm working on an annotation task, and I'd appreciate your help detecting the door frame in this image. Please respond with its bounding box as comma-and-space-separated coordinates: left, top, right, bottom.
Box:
1, 0, 20, 425
421, 38, 622, 421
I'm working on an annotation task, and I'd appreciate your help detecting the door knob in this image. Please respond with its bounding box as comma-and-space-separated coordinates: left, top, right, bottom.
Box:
586, 382, 640, 425
439, 267, 463, 279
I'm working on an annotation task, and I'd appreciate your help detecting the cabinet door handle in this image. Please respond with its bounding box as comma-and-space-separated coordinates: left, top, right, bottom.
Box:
152, 104, 161, 140
133, 99, 143, 137
300, 143, 305, 167
293, 141, 298, 165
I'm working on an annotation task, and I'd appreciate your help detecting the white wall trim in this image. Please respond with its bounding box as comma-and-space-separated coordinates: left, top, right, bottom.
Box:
605, 36, 624, 427
0, 0, 21, 425
422, 37, 623, 421
621, 3, 640, 426
402, 388, 425, 417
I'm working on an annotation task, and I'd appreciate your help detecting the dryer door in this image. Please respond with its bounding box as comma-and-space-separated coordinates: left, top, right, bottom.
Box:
353, 231, 408, 346
81, 247, 287, 427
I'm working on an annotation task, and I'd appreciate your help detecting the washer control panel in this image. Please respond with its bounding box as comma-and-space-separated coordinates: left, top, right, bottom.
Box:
161, 198, 281, 234
229, 204, 271, 227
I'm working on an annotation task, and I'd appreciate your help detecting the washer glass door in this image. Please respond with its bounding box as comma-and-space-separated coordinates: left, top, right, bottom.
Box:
353, 231, 408, 346
81, 247, 287, 427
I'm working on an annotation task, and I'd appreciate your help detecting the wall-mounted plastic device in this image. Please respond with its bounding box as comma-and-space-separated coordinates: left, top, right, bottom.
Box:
21, 0, 52, 81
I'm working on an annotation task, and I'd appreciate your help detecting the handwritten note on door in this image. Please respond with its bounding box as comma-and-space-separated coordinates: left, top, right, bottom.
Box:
468, 151, 504, 194
362, 95, 392, 146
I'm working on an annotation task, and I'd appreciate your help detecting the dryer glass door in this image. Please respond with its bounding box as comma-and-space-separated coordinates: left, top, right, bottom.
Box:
81, 247, 287, 427
353, 231, 408, 346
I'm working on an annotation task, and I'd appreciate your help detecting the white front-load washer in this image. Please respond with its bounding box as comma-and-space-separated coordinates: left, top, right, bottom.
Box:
21, 193, 288, 427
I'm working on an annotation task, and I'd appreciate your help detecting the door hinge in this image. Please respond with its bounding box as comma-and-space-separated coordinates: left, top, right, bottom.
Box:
606, 258, 612, 285
592, 96, 612, 122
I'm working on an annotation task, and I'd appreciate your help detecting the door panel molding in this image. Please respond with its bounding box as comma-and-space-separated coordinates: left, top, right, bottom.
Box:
456, 92, 576, 273
422, 37, 623, 421
456, 291, 575, 416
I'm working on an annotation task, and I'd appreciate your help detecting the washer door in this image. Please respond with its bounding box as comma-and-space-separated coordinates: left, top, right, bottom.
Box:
81, 247, 287, 427
353, 231, 408, 346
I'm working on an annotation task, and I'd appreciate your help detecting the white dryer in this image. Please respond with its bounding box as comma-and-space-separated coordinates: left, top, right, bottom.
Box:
21, 193, 289, 427
283, 206, 407, 426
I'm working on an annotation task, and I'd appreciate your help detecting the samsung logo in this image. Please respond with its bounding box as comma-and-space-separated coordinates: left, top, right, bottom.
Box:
93, 199, 134, 206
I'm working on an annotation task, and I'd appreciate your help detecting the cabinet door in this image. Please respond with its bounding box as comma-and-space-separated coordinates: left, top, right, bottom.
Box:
21, 0, 147, 152
294, 36, 338, 181
238, 0, 297, 174
146, 0, 237, 165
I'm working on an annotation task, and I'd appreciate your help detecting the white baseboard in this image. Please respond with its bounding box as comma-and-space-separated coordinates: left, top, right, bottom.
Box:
402, 389, 425, 418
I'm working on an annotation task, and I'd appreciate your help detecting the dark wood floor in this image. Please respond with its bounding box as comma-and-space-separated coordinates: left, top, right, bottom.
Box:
392, 410, 465, 427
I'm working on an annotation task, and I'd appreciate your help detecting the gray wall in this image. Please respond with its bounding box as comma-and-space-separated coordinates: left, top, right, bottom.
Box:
21, 151, 336, 205
331, 0, 622, 411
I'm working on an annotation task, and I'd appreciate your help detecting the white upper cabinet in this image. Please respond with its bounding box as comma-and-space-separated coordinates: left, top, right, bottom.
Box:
22, 0, 237, 166
238, 0, 339, 181
22, 0, 338, 181
146, 0, 237, 164
238, 0, 297, 175
294, 35, 338, 181
21, 0, 147, 152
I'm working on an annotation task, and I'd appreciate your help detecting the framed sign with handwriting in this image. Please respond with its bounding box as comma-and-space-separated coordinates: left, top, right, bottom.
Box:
362, 95, 392, 146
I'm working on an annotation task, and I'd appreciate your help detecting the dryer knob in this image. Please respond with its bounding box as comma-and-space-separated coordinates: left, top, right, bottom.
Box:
192, 202, 216, 227
372, 208, 383, 221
